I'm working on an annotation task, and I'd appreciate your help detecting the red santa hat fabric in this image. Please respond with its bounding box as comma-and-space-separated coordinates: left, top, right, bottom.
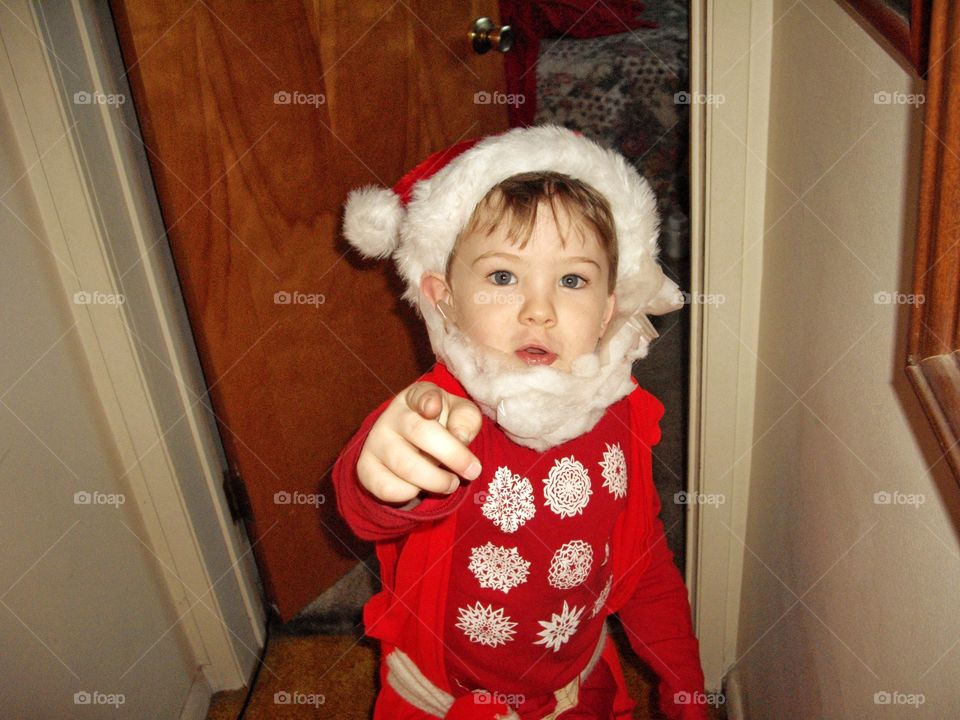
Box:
342, 124, 682, 320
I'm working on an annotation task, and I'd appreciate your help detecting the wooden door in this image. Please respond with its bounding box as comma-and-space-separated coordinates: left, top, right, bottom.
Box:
109, 1, 509, 620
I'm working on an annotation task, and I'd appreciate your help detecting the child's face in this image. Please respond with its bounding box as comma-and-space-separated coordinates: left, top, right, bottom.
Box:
421, 201, 616, 371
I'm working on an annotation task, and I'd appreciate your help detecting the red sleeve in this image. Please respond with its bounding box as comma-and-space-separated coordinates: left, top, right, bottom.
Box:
332, 385, 472, 542
617, 490, 708, 719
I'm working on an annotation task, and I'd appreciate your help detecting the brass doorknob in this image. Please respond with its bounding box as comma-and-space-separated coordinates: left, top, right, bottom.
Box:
469, 17, 514, 54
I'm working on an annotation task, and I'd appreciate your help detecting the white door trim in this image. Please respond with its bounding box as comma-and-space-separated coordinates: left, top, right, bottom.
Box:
1, 0, 265, 691
688, 0, 771, 692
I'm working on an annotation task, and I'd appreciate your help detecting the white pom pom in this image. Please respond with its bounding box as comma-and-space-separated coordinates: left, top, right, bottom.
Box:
342, 186, 404, 259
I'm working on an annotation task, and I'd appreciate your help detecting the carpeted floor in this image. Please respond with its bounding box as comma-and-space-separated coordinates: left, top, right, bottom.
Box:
206, 619, 727, 719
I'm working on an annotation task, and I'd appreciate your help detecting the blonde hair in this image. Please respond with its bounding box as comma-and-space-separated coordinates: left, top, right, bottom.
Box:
447, 171, 618, 293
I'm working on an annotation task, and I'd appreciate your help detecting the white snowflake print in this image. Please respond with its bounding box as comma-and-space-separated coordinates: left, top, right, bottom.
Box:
534, 600, 585, 652
482, 466, 536, 533
543, 456, 592, 518
591, 575, 613, 618
599, 442, 627, 499
468, 543, 531, 594
602, 541, 610, 566
548, 539, 594, 589
456, 602, 518, 647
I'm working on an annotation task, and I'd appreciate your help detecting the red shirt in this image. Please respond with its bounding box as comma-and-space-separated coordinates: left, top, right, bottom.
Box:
443, 393, 631, 696
333, 362, 708, 720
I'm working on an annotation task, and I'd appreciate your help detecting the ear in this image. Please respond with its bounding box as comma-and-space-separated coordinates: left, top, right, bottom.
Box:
600, 293, 617, 337
420, 271, 452, 312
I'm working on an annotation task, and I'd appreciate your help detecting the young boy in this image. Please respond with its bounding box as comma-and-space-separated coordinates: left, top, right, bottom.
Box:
334, 125, 707, 719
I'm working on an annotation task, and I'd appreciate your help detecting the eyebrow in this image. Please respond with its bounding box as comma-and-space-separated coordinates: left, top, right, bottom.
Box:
471, 251, 602, 270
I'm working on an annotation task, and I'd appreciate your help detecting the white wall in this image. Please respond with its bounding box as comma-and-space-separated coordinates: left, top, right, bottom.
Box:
0, 60, 197, 720
733, 0, 960, 717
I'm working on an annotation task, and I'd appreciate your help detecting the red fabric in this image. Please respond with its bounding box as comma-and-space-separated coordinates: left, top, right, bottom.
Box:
393, 138, 485, 204
497, 1, 657, 126
439, 392, 629, 698
332, 362, 706, 719
372, 633, 636, 720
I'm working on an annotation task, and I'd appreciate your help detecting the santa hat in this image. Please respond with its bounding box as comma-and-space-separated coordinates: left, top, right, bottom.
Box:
342, 125, 683, 324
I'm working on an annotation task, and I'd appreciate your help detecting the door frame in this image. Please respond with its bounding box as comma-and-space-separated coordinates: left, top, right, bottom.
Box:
1, 0, 264, 694
688, 0, 770, 697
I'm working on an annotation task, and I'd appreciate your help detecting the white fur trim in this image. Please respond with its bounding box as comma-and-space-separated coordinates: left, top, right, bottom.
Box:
343, 185, 404, 259
394, 125, 669, 319
422, 295, 648, 450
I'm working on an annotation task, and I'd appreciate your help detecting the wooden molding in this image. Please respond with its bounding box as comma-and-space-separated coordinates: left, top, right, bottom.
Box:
845, 0, 931, 75
907, 0, 960, 483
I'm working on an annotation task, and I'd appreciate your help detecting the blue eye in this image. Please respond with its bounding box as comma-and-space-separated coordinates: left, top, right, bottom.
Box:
561, 274, 587, 289
489, 270, 516, 286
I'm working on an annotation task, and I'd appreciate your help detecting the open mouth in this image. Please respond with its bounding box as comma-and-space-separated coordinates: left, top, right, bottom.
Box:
515, 344, 558, 366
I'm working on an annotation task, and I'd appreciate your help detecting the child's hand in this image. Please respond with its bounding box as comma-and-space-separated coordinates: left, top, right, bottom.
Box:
357, 382, 483, 505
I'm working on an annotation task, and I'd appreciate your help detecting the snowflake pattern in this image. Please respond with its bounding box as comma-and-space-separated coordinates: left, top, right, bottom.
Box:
543, 456, 592, 518
548, 540, 594, 589
468, 543, 531, 594
482, 466, 536, 533
534, 600, 585, 652
599, 442, 627, 499
602, 542, 610, 566
591, 575, 613, 618
456, 602, 518, 647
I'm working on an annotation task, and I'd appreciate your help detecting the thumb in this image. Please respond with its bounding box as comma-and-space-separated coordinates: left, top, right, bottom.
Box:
447, 397, 483, 445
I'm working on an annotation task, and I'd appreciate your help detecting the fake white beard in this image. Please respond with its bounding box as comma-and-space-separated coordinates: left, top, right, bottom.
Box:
421, 298, 660, 451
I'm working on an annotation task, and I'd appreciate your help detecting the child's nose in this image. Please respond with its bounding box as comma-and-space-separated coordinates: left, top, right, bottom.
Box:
519, 292, 556, 327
